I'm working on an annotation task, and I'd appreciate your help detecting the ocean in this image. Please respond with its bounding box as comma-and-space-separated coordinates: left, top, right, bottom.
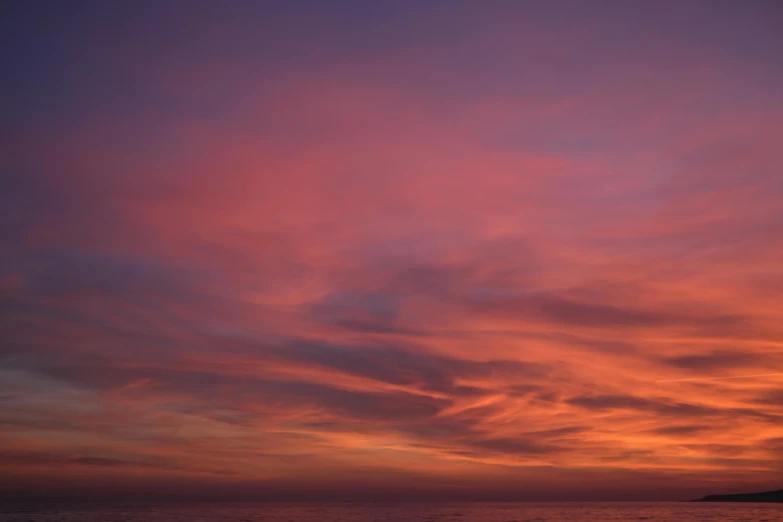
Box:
1, 502, 781, 522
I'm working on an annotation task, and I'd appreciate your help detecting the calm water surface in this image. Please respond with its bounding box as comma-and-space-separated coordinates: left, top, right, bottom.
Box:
1, 502, 782, 522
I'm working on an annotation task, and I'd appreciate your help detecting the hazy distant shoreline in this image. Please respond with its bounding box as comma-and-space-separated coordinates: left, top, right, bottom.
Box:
693, 490, 783, 503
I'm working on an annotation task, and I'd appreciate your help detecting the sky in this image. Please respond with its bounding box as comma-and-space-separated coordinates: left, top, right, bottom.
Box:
1, 0, 783, 502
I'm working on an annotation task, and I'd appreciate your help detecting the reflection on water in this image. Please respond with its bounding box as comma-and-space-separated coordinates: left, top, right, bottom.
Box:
2, 502, 782, 522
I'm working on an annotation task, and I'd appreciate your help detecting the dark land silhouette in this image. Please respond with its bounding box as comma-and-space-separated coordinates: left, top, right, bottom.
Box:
693, 489, 783, 503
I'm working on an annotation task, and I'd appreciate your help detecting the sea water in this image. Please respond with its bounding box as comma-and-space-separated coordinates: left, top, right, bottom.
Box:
1, 501, 782, 522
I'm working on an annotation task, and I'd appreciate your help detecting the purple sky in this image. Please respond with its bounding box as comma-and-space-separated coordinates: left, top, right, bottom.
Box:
2, 0, 783, 501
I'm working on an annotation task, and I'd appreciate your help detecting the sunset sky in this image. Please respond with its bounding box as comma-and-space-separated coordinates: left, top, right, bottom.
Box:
2, 1, 783, 501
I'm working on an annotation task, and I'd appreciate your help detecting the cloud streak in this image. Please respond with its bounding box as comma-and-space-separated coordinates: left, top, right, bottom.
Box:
656, 373, 783, 383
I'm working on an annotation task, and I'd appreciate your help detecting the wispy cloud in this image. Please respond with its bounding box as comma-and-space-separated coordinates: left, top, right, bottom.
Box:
2, 0, 783, 501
